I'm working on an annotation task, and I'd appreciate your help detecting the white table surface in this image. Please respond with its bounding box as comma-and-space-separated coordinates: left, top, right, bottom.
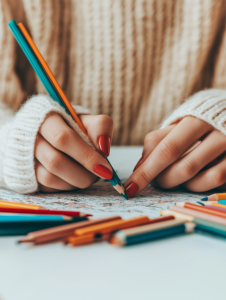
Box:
0, 147, 225, 300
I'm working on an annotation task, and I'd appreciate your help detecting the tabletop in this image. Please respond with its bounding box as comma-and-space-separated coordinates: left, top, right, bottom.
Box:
0, 147, 225, 300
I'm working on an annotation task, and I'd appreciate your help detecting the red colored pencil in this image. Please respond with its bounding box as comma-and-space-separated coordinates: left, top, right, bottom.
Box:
0, 207, 91, 217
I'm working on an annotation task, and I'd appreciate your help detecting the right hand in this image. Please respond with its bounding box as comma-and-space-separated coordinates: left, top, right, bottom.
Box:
35, 113, 114, 192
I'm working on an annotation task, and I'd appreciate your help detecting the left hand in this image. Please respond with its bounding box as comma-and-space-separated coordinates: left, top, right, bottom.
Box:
125, 116, 226, 198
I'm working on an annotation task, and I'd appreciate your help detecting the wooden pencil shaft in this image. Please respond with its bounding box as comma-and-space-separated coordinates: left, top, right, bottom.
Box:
117, 219, 185, 237
114, 223, 194, 246
75, 216, 150, 236
19, 216, 121, 243
0, 201, 44, 210
17, 23, 87, 135
181, 203, 226, 219
169, 206, 226, 226
0, 207, 89, 217
162, 209, 226, 232
202, 205, 226, 213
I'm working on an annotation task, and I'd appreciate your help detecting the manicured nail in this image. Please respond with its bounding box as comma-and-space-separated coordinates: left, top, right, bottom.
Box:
125, 183, 139, 198
133, 156, 143, 171
94, 165, 113, 179
99, 135, 110, 157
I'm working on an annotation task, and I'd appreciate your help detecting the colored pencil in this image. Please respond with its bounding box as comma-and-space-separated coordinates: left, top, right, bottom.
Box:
8, 20, 127, 200
0, 200, 46, 210
168, 205, 226, 226
67, 233, 111, 246
161, 210, 226, 238
201, 193, 226, 201
75, 216, 150, 237
199, 202, 226, 209
19, 216, 122, 243
0, 207, 91, 217
111, 220, 195, 246
197, 202, 226, 212
0, 215, 71, 222
175, 202, 226, 219
0, 216, 87, 236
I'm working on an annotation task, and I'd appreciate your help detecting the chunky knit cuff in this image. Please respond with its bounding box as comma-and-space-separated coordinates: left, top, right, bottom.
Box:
0, 94, 92, 194
161, 89, 226, 135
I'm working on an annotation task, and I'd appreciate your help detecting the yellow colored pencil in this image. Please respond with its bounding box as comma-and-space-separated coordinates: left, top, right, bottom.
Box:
0, 200, 46, 210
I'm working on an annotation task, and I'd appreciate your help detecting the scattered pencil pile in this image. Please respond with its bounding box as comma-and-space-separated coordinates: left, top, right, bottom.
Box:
2, 192, 226, 248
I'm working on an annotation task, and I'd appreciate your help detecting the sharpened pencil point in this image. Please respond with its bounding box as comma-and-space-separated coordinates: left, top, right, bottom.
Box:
197, 201, 204, 206
201, 197, 208, 201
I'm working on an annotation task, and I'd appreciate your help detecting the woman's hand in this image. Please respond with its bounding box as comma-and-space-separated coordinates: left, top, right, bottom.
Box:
125, 116, 226, 197
35, 113, 114, 192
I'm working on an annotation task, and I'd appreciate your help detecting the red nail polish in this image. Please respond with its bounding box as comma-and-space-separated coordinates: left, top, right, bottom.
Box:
133, 156, 143, 171
125, 183, 139, 198
94, 165, 113, 179
99, 135, 110, 157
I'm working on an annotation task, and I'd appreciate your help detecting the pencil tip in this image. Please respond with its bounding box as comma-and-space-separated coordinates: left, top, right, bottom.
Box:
197, 201, 204, 206
201, 197, 208, 201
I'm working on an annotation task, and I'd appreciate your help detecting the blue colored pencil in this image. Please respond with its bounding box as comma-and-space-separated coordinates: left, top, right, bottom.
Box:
8, 20, 127, 200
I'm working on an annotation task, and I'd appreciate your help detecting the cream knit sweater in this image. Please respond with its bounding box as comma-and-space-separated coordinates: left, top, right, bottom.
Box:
0, 0, 226, 194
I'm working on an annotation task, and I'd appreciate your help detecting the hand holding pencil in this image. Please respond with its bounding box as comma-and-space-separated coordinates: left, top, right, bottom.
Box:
9, 20, 127, 198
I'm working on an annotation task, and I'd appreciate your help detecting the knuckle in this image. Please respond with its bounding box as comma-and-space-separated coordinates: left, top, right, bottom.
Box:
137, 168, 151, 185
79, 177, 94, 189
52, 129, 70, 148
80, 151, 96, 167
44, 151, 61, 173
96, 115, 114, 129
158, 140, 180, 162
144, 131, 159, 145
180, 159, 198, 178
211, 169, 226, 186
41, 170, 54, 187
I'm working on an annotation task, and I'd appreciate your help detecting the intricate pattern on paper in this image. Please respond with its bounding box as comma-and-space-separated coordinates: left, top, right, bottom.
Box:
0, 147, 207, 219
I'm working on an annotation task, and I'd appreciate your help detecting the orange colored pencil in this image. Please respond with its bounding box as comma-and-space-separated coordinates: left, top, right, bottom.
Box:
75, 216, 150, 236
67, 233, 110, 246
175, 202, 226, 219
19, 216, 121, 244
17, 23, 87, 135
0, 200, 46, 210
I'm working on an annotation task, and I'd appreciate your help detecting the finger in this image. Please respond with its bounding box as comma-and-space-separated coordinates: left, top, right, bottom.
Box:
156, 129, 226, 189
36, 161, 76, 191
134, 125, 176, 171
39, 114, 113, 179
125, 116, 212, 197
184, 154, 226, 192
80, 115, 114, 157
38, 184, 60, 193
35, 134, 98, 188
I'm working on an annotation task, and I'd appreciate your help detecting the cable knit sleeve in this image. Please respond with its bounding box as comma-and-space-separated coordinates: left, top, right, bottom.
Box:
0, 95, 92, 194
161, 89, 226, 134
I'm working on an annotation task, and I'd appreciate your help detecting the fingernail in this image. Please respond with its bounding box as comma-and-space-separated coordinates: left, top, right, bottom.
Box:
94, 165, 113, 179
125, 183, 139, 198
99, 135, 110, 157
133, 156, 143, 172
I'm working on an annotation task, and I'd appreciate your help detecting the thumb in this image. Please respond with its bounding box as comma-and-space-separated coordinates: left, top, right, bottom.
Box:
80, 114, 114, 157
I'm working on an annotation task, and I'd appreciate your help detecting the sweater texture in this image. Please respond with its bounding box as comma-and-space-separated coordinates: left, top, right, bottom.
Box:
0, 0, 226, 193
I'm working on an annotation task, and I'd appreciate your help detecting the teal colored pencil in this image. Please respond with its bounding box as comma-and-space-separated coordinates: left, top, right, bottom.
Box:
8, 20, 127, 200
0, 215, 70, 222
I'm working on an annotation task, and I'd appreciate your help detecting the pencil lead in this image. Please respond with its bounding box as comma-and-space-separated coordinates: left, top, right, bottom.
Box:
201, 197, 208, 201
197, 201, 204, 206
